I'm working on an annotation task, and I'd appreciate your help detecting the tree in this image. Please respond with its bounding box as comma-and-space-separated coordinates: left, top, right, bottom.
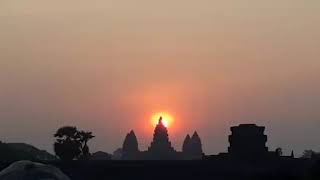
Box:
275, 148, 283, 156
54, 126, 95, 161
78, 131, 95, 159
54, 126, 82, 161
301, 150, 318, 159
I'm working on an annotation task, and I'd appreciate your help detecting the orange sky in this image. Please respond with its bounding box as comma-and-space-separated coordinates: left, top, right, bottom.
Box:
0, 0, 320, 155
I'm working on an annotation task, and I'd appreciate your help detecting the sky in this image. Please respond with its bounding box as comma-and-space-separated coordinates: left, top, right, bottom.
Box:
0, 0, 320, 156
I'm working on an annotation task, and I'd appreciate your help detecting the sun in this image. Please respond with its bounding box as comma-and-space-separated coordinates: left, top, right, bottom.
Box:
151, 112, 174, 128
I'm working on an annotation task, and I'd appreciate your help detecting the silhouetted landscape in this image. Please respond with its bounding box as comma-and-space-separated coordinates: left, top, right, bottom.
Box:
0, 117, 320, 180
1, 1, 320, 179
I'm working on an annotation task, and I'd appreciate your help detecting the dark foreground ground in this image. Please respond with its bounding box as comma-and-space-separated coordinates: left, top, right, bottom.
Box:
1, 159, 319, 180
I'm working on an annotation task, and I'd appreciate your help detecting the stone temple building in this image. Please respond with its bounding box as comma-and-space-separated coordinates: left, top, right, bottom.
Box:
121, 117, 203, 160
145, 117, 177, 159
182, 132, 203, 160
205, 124, 294, 161
228, 124, 269, 159
122, 130, 139, 160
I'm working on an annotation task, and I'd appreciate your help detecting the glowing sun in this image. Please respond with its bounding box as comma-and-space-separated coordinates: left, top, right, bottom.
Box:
151, 112, 174, 128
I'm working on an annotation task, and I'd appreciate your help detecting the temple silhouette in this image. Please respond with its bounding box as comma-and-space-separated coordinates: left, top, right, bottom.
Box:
1, 121, 317, 180
121, 117, 203, 160
204, 124, 294, 161
121, 121, 294, 161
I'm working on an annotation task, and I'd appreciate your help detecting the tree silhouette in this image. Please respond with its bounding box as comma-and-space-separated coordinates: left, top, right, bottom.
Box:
78, 131, 95, 159
301, 150, 318, 159
54, 126, 94, 161
275, 148, 283, 156
54, 126, 82, 161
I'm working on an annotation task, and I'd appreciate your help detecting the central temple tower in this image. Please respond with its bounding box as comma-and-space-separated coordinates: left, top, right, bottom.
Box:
147, 117, 176, 159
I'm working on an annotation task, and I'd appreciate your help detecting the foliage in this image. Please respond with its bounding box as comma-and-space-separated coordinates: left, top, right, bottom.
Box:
54, 126, 95, 161
301, 150, 319, 159
275, 148, 283, 156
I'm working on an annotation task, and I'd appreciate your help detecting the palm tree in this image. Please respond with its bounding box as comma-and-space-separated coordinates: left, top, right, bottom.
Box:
79, 131, 95, 159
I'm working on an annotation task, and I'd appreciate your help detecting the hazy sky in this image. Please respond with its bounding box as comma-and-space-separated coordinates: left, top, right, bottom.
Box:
0, 0, 320, 155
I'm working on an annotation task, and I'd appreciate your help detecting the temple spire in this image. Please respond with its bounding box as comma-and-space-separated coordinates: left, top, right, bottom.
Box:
158, 116, 163, 125
291, 150, 294, 158
122, 130, 139, 160
148, 116, 175, 157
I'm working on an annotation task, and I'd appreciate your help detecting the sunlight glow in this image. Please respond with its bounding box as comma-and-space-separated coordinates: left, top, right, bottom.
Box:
151, 112, 174, 128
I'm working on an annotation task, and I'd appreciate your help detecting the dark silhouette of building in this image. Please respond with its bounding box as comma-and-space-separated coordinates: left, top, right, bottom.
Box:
182, 134, 191, 156
120, 117, 202, 160
147, 117, 176, 157
205, 124, 295, 161
1, 123, 315, 180
182, 132, 203, 159
122, 130, 139, 160
191, 131, 203, 158
140, 117, 179, 160
228, 124, 268, 160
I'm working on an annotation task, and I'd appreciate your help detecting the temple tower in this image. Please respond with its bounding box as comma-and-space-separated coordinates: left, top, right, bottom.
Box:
228, 124, 268, 159
190, 131, 203, 159
182, 132, 203, 159
182, 134, 191, 153
148, 117, 176, 159
122, 130, 139, 160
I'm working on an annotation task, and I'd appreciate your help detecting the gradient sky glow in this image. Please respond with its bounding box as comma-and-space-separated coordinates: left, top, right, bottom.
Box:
0, 0, 320, 155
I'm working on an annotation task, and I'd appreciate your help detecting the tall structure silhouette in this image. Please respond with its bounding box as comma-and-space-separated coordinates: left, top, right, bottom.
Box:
205, 124, 294, 161
148, 117, 175, 154
182, 132, 203, 159
182, 134, 191, 154
190, 131, 203, 159
228, 124, 268, 160
120, 117, 203, 160
144, 117, 177, 160
122, 130, 139, 160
